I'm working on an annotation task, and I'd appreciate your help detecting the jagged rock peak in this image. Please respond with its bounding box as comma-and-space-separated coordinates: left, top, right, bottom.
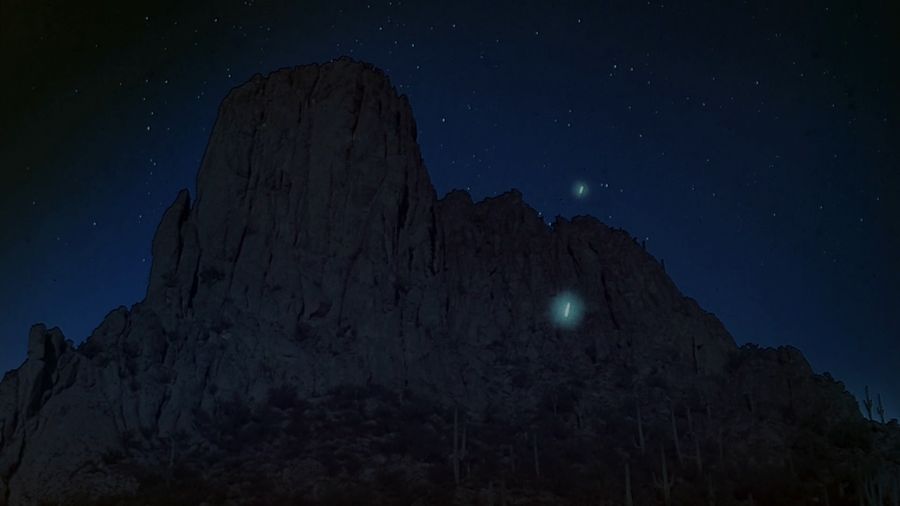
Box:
146, 57, 438, 329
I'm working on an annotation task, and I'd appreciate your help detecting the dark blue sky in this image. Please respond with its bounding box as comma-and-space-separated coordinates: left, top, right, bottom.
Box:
2, 1, 898, 417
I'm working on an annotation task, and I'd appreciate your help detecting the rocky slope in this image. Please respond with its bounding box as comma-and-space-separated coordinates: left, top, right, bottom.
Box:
1, 58, 897, 505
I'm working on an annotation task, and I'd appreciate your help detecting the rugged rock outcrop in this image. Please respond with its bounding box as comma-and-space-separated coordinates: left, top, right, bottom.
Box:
1, 58, 897, 505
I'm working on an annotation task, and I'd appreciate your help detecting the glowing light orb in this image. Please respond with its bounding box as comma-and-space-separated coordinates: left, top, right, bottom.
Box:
550, 291, 584, 329
572, 180, 589, 199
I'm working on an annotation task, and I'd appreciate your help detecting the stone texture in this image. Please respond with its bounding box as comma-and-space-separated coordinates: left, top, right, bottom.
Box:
0, 58, 895, 505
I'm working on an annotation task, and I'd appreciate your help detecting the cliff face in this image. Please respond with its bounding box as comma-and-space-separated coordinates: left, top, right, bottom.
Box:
0, 59, 894, 506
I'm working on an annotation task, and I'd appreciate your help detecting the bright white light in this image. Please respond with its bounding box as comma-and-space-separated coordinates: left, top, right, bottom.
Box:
550, 291, 584, 329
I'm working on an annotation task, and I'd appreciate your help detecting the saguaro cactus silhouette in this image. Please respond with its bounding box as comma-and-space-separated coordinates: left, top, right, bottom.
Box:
864, 386, 874, 421
625, 461, 634, 506
653, 445, 676, 505
633, 388, 647, 456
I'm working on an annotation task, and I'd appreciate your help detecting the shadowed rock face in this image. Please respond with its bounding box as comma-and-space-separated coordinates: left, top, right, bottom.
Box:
0, 58, 895, 505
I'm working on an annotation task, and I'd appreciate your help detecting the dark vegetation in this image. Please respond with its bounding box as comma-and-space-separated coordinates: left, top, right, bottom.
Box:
41, 374, 900, 506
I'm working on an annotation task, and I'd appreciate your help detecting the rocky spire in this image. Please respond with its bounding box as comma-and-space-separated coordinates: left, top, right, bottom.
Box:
147, 59, 438, 337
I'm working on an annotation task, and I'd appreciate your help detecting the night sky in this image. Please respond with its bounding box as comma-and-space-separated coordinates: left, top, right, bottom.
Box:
2, 1, 898, 417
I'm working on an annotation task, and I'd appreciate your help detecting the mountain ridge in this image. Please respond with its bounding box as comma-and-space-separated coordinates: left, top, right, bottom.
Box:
1, 57, 896, 505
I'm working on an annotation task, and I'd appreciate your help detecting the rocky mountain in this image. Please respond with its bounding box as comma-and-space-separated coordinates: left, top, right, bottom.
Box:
1, 58, 897, 506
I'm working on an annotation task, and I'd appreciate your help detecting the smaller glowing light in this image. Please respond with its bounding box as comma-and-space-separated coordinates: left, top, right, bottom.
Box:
563, 302, 571, 318
572, 180, 590, 199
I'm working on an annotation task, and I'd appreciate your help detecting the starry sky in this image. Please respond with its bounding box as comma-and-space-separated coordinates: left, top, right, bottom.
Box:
2, 0, 898, 417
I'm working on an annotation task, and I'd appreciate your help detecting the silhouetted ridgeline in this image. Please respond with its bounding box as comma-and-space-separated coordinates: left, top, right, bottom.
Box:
1, 58, 898, 505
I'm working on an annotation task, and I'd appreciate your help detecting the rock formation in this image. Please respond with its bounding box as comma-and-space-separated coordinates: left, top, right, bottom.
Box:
1, 58, 897, 505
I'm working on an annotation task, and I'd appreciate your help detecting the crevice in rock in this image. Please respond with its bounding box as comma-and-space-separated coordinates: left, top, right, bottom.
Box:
428, 207, 437, 275
601, 272, 621, 331
397, 183, 410, 231
226, 225, 250, 298
305, 66, 321, 106
337, 247, 362, 327
186, 253, 201, 311
394, 111, 402, 155
692, 335, 699, 374
566, 244, 582, 276
349, 75, 365, 140
153, 386, 171, 437
25, 339, 61, 418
